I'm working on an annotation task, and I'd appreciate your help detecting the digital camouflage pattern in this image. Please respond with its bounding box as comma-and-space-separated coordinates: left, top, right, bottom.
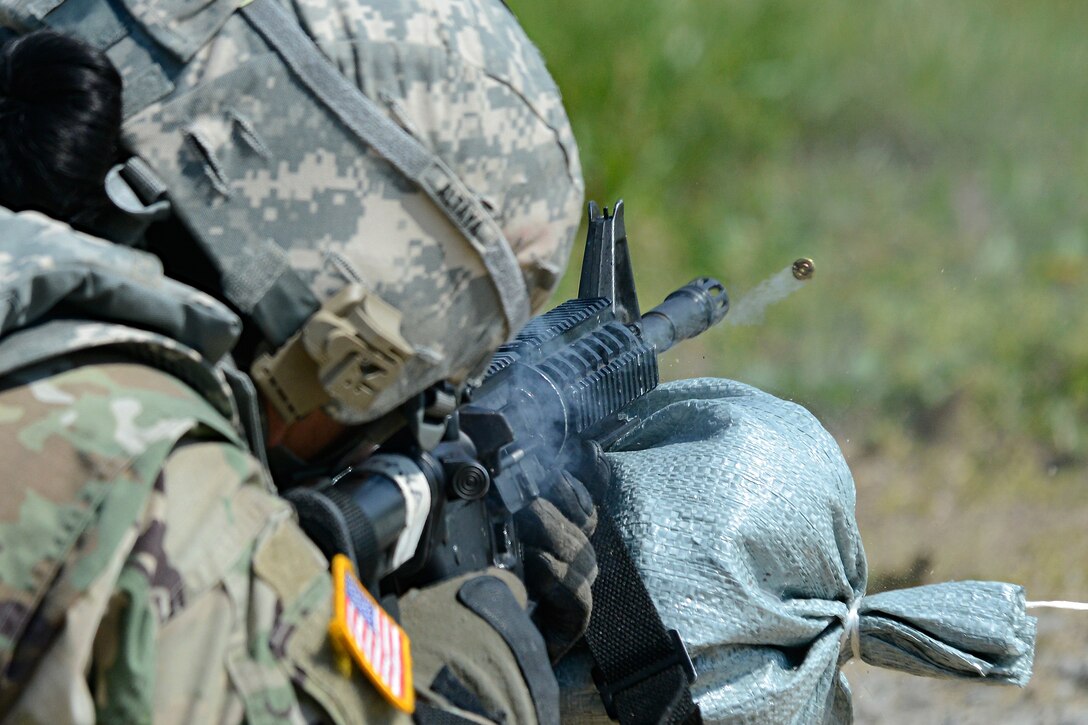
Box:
0, 209, 238, 352
1, 0, 584, 422
116, 0, 584, 422
0, 207, 243, 421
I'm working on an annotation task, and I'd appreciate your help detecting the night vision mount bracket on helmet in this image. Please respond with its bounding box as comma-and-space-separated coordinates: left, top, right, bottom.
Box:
251, 285, 415, 426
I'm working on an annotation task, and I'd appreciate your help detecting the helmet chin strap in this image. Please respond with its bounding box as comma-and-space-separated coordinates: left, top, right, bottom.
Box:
87, 157, 173, 247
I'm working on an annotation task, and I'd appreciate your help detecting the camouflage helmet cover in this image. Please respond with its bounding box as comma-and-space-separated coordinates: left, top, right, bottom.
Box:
2, 0, 584, 423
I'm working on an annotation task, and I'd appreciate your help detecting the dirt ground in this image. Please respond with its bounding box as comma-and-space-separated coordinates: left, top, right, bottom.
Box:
848, 610, 1088, 724
843, 432, 1088, 724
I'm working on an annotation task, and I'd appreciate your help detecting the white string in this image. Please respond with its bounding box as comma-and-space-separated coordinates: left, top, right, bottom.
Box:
840, 598, 862, 662
1026, 600, 1088, 611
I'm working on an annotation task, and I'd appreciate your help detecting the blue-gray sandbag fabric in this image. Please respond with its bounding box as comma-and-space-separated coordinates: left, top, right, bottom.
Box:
557, 377, 1036, 724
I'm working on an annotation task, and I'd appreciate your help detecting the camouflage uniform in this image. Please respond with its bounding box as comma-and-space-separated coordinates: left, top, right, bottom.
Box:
0, 208, 411, 723
0, 207, 554, 725
0, 0, 582, 720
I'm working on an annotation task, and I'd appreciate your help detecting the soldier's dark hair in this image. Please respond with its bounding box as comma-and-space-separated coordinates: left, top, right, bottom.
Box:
0, 30, 124, 226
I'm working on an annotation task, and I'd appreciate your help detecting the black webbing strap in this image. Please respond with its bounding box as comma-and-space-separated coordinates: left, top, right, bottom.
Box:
281, 487, 381, 588
457, 576, 560, 725
586, 512, 701, 725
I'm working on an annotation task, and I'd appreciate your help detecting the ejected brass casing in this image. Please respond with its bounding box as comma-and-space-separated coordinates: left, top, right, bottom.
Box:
792, 258, 815, 281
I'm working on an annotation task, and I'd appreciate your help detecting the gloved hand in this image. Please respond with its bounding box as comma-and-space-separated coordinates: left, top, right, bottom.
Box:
516, 464, 601, 663
399, 569, 559, 725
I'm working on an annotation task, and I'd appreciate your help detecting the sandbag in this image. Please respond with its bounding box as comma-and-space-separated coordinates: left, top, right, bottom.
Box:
558, 377, 1035, 724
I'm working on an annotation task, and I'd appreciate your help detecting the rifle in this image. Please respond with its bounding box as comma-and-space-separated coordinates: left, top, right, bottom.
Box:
297, 200, 729, 592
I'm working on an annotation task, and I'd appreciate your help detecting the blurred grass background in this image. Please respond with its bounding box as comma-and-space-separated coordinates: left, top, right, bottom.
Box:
511, 0, 1087, 719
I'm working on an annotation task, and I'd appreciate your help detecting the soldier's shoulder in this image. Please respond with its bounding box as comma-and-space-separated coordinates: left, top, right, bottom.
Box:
0, 358, 240, 469
0, 359, 244, 686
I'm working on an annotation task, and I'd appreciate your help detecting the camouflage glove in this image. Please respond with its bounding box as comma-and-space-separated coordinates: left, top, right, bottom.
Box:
515, 469, 599, 663
399, 569, 559, 725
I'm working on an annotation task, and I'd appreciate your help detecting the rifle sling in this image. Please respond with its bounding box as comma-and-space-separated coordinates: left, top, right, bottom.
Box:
586, 512, 701, 725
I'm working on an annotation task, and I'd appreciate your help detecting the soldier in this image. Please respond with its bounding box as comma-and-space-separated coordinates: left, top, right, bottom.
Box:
0, 0, 590, 721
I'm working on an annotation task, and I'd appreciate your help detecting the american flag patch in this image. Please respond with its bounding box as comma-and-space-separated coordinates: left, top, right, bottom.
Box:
329, 554, 414, 713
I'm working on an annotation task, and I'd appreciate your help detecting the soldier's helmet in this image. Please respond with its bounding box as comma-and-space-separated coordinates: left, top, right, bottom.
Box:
1, 0, 584, 425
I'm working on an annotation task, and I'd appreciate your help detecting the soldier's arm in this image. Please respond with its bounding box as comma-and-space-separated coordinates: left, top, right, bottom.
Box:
0, 362, 407, 723
0, 361, 553, 724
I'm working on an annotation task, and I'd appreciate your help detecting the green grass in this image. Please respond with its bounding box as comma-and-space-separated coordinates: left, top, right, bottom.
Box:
508, 1, 1088, 607
512, 0, 1088, 470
